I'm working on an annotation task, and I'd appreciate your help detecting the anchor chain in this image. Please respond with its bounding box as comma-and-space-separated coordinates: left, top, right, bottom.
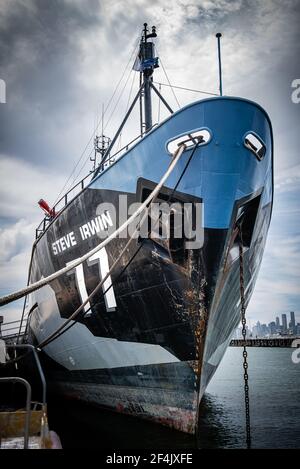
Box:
238, 233, 251, 449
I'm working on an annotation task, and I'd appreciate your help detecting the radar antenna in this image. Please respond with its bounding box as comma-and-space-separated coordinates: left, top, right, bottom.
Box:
91, 134, 112, 172
134, 23, 159, 134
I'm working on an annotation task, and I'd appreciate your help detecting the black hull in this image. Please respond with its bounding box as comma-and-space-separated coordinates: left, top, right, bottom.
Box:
27, 184, 271, 432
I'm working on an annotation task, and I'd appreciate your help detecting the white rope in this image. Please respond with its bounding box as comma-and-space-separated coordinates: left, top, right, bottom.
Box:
0, 145, 186, 307
37, 207, 150, 349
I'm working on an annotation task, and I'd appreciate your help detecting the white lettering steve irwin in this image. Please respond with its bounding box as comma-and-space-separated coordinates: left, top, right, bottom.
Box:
51, 211, 113, 255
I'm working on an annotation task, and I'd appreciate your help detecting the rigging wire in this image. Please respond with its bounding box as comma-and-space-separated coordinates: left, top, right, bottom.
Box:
156, 50, 181, 109
157, 83, 162, 123
125, 69, 137, 114
117, 67, 137, 154
70, 67, 137, 184
70, 56, 139, 184
102, 68, 135, 134
70, 147, 94, 185
100, 36, 140, 133
52, 36, 140, 205
72, 67, 138, 185
153, 81, 219, 97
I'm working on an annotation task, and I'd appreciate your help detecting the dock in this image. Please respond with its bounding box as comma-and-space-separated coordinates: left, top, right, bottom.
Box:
0, 329, 62, 449
230, 337, 300, 347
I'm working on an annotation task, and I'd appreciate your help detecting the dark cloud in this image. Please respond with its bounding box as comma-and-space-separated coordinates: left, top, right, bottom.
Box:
2, 0, 299, 173
0, 0, 103, 169
0, 0, 100, 62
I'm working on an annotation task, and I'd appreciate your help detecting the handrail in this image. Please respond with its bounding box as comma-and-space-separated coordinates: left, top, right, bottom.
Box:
0, 331, 25, 341
1, 325, 26, 333
0, 377, 31, 449
1, 318, 27, 336
35, 170, 93, 238
34, 131, 146, 239
1, 319, 24, 326
103, 132, 143, 163
0, 344, 47, 449
6, 344, 47, 408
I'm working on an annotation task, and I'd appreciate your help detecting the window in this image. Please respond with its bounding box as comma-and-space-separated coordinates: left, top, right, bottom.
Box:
244, 133, 266, 161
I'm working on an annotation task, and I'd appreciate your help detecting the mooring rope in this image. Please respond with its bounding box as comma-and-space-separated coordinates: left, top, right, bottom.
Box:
0, 144, 186, 308
37, 207, 150, 349
37, 140, 201, 349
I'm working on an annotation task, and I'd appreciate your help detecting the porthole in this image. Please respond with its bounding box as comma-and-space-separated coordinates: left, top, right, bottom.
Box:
244, 132, 266, 161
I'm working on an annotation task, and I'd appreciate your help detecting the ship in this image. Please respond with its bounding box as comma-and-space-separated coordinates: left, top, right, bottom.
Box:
20, 24, 273, 434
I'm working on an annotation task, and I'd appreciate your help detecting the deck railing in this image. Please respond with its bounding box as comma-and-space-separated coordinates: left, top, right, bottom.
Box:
35, 133, 143, 239
0, 318, 27, 343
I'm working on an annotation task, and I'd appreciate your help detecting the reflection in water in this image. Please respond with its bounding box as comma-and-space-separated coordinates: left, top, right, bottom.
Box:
47, 348, 300, 449
47, 398, 195, 449
197, 394, 241, 449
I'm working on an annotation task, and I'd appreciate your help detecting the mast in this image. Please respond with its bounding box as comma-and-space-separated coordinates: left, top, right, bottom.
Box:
138, 23, 158, 134
216, 33, 223, 96
93, 24, 169, 178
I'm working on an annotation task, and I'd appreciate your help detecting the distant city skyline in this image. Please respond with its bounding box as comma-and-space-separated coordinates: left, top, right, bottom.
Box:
246, 311, 300, 330
235, 310, 300, 339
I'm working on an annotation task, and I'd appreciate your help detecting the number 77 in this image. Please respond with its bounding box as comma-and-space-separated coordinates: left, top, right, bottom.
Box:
67, 248, 117, 316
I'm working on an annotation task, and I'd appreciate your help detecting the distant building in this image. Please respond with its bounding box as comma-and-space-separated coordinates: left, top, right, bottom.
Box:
290, 311, 296, 327
276, 316, 280, 328
253, 321, 262, 337
289, 311, 296, 334
234, 326, 251, 339
268, 321, 276, 335
282, 314, 288, 333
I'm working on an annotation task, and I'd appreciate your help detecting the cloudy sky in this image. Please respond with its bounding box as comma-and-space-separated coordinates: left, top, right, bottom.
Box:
0, 0, 300, 328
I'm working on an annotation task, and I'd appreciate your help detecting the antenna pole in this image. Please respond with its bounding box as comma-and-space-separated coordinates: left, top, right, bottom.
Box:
137, 23, 158, 134
143, 24, 152, 132
216, 33, 223, 96
139, 73, 144, 135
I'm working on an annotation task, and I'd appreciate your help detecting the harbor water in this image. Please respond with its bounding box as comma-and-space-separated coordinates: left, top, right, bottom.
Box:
46, 347, 300, 449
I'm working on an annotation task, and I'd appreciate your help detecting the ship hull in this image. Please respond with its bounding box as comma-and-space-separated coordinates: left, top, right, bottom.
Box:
26, 97, 273, 433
